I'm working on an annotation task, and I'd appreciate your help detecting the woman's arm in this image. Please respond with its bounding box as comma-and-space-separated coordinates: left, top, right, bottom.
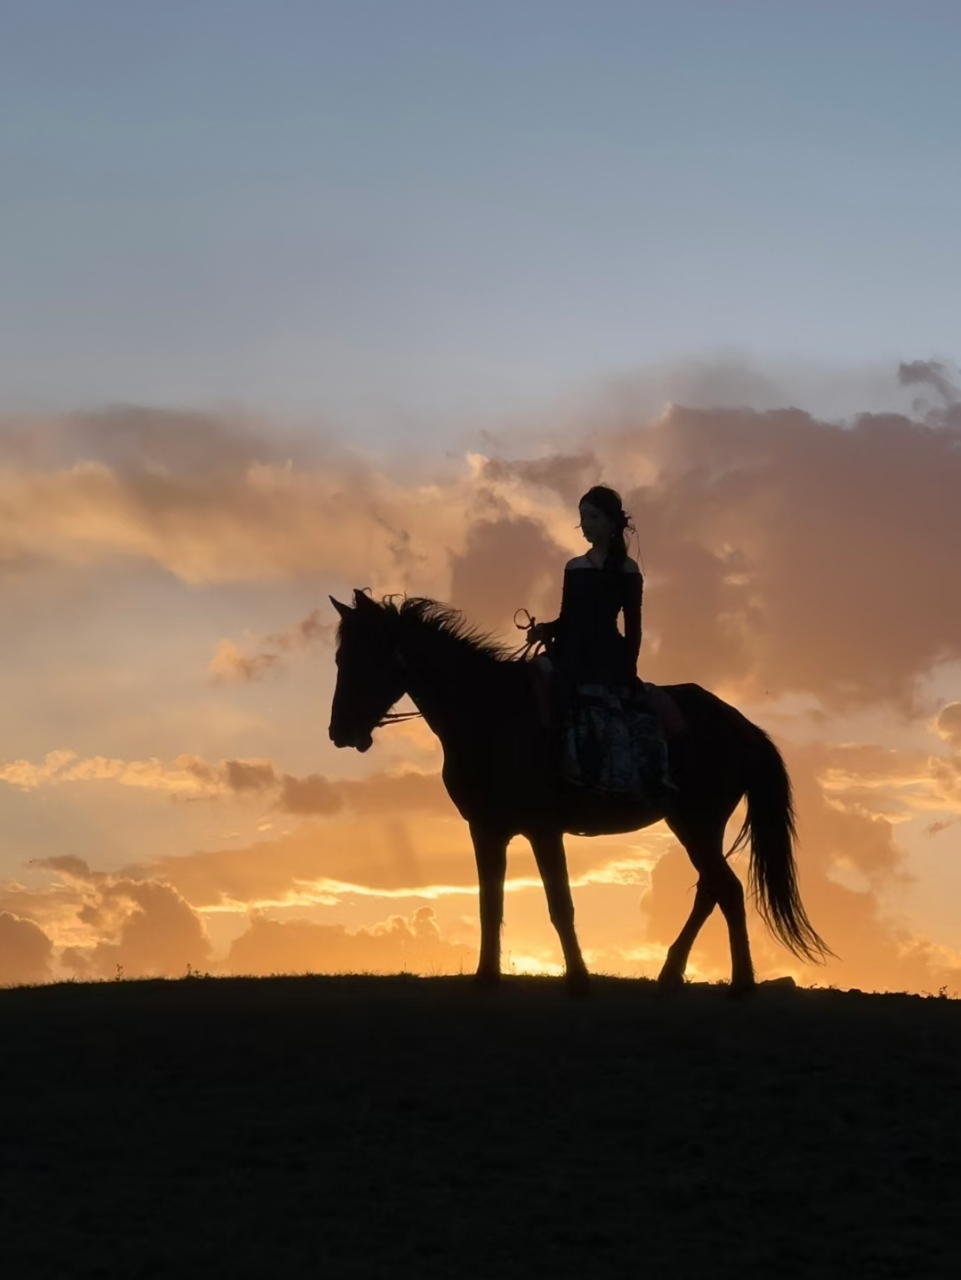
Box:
536, 567, 575, 646
622, 572, 643, 668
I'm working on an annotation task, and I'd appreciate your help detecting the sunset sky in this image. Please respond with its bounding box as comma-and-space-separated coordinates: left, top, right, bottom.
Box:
2, 1, 960, 992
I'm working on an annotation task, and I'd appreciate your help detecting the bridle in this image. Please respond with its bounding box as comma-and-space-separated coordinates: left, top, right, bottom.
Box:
372, 640, 422, 729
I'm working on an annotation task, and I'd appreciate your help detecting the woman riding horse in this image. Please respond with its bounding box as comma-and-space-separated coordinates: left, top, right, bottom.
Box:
528, 484, 641, 728
328, 483, 830, 993
528, 485, 677, 798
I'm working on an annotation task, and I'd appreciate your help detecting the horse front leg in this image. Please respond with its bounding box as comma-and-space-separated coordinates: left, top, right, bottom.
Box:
529, 829, 591, 997
470, 821, 508, 987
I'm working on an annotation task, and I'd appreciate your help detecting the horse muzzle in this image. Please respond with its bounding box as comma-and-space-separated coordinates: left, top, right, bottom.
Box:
329, 725, 374, 752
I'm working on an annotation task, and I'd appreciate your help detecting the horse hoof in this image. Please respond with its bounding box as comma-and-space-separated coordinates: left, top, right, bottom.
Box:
473, 970, 501, 989
727, 978, 756, 999
565, 970, 592, 999
656, 969, 686, 992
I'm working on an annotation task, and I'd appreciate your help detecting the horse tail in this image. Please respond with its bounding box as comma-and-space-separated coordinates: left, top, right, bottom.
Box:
730, 728, 833, 963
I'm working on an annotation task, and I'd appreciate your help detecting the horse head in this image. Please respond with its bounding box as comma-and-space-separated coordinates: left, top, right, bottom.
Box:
328, 590, 407, 752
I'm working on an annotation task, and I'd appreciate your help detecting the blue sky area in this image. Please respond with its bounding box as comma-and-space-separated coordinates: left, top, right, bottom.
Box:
1, 1, 959, 430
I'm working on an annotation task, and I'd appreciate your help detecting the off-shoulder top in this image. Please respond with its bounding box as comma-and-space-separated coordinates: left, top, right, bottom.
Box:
544, 565, 642, 687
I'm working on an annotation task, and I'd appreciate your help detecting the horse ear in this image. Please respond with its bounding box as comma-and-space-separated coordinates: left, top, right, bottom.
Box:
329, 596, 352, 620
353, 589, 378, 612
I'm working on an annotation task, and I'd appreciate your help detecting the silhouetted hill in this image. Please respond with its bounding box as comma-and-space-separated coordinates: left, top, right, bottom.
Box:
2, 975, 958, 1278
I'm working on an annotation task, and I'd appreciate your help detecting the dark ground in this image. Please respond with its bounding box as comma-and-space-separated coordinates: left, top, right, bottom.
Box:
1, 975, 960, 1279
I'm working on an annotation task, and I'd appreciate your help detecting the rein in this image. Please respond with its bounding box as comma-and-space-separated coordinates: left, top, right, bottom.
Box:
375, 637, 424, 729
511, 608, 547, 661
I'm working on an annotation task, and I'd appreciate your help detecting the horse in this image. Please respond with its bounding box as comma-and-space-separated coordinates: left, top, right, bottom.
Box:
328, 589, 830, 995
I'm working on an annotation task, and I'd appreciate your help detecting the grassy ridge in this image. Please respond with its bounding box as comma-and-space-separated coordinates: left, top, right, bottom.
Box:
2, 975, 959, 1278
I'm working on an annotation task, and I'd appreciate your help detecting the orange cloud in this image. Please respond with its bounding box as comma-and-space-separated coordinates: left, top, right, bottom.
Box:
0, 911, 54, 986
226, 905, 472, 977
40, 858, 211, 980
935, 702, 961, 749
0, 750, 275, 799
3, 388, 960, 713
209, 609, 333, 684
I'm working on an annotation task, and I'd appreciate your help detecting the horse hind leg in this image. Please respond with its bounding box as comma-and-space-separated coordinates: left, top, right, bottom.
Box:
657, 879, 716, 990
667, 822, 755, 996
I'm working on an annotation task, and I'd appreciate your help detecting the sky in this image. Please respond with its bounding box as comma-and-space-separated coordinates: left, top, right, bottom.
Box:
1, 2, 961, 991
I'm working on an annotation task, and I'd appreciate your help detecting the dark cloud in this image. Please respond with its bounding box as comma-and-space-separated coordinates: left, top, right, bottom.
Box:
0, 911, 54, 985
39, 854, 96, 882
609, 402, 961, 706
450, 513, 561, 633
897, 359, 959, 406
224, 760, 278, 792
277, 773, 342, 816
209, 609, 334, 684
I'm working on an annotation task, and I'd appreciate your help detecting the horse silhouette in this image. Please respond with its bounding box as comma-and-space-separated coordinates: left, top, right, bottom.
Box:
329, 590, 830, 994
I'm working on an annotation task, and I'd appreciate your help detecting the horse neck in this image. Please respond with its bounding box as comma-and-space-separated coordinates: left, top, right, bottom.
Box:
397, 622, 505, 743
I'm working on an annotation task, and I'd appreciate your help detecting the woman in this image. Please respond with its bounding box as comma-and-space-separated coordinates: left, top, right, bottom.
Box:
528, 485, 673, 799
529, 484, 642, 711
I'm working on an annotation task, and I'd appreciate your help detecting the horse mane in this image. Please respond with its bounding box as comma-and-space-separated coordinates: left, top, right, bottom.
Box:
382, 595, 523, 664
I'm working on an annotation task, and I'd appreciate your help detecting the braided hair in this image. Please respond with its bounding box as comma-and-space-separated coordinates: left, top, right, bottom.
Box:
579, 485, 633, 570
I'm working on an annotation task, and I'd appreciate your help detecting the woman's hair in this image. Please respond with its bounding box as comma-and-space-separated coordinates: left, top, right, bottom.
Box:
579, 485, 633, 569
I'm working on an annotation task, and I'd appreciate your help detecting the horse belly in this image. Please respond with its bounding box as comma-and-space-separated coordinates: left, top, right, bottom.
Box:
560, 790, 667, 838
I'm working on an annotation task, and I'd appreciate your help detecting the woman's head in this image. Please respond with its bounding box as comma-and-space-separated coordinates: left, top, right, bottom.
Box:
578, 485, 631, 566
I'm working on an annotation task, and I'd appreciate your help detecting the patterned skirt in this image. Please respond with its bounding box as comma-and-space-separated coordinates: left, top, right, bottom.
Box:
559, 683, 673, 804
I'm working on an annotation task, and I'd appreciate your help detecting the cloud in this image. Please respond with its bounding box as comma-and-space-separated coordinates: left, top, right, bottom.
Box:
0, 410, 475, 592
814, 740, 961, 821
449, 512, 562, 633
42, 859, 211, 979
209, 608, 334, 684
0, 911, 54, 985
479, 452, 600, 504
621, 404, 961, 705
0, 750, 276, 799
0, 406, 274, 478
276, 773, 342, 815
935, 702, 961, 749
135, 813, 476, 910
0, 743, 454, 830
225, 905, 472, 976
898, 359, 960, 407
6, 384, 961, 711
223, 760, 278, 793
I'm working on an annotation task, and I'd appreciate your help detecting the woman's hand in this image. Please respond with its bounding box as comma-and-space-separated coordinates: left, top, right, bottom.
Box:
527, 622, 549, 643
